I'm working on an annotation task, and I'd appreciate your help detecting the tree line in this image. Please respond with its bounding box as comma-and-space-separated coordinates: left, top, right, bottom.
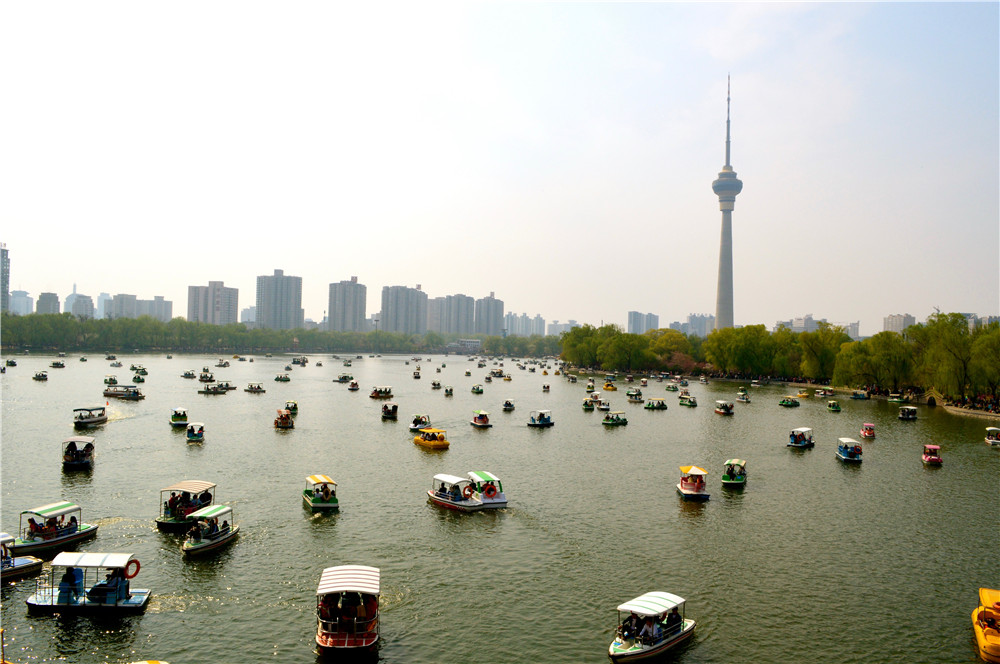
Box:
0, 313, 559, 357
558, 314, 999, 402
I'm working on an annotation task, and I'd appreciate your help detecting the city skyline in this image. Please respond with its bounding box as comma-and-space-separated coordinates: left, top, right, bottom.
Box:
1, 3, 997, 337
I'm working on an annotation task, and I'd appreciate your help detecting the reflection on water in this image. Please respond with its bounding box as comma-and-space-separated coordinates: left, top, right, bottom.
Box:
2, 354, 997, 663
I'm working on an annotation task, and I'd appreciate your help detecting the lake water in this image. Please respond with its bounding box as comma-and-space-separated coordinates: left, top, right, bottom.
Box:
1, 353, 997, 663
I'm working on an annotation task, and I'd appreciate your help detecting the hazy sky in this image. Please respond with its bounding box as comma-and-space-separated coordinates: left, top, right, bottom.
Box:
2, 2, 997, 337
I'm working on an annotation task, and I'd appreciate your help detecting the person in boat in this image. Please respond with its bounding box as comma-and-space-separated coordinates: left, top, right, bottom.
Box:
65, 440, 78, 461
319, 592, 340, 623
621, 612, 640, 640
437, 482, 448, 497
60, 567, 80, 600
167, 492, 179, 516
339, 595, 357, 632
187, 523, 202, 542
664, 606, 682, 633
68, 515, 78, 533
199, 490, 212, 506
321, 484, 333, 501
83, 441, 94, 458
220, 519, 229, 533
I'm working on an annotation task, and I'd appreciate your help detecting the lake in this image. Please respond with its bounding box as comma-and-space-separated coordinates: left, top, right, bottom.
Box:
1, 353, 997, 663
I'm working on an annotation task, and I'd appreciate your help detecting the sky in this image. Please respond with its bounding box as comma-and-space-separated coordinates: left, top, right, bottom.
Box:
2, 2, 997, 337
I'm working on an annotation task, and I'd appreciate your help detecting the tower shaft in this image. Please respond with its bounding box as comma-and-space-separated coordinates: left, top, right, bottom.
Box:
711, 76, 742, 331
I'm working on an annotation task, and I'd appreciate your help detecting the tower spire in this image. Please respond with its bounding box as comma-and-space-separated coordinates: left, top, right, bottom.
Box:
725, 75, 731, 167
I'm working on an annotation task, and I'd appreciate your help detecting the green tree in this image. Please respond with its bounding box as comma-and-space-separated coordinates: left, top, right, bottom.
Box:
799, 323, 851, 381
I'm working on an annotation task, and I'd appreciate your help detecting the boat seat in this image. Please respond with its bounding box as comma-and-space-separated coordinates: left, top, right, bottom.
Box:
984, 627, 1000, 639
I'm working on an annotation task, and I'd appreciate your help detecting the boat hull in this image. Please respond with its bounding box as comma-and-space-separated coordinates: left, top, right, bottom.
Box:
836, 452, 862, 463
303, 493, 339, 510
62, 459, 93, 471
10, 525, 99, 555
26, 587, 151, 615
1, 556, 44, 580
527, 421, 554, 428
155, 516, 193, 533
676, 486, 710, 501
470, 422, 492, 428
74, 417, 107, 428
609, 620, 695, 662
182, 526, 239, 556
922, 456, 943, 466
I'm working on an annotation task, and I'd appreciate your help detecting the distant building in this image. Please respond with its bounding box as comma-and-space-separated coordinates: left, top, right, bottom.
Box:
0, 243, 8, 313
136, 296, 172, 323
328, 276, 367, 333
504, 312, 545, 337
63, 284, 81, 316
474, 292, 504, 336
96, 293, 112, 320
188, 281, 239, 326
627, 311, 659, 335
240, 306, 256, 324
883, 313, 915, 334
547, 320, 579, 336
36, 292, 60, 314
110, 294, 137, 319
428, 294, 475, 335
773, 314, 825, 334
10, 290, 32, 315
381, 285, 427, 335
686, 314, 715, 338
71, 295, 95, 320
256, 269, 304, 330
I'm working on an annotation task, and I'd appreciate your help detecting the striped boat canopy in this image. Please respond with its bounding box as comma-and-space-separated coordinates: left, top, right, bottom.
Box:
473, 410, 490, 416
419, 428, 446, 434
306, 475, 336, 486
160, 480, 216, 494
467, 471, 500, 483
617, 591, 686, 616
678, 466, 707, 476
432, 473, 468, 486
63, 436, 95, 445
724, 459, 746, 466
52, 551, 135, 569
187, 504, 232, 520
22, 501, 81, 518
317, 565, 380, 596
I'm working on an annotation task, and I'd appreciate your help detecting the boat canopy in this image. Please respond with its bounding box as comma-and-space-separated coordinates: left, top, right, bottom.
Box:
986, 427, 1000, 433
863, 423, 875, 428
73, 407, 105, 414
828, 400, 839, 405
468, 471, 500, 483
187, 504, 232, 520
187, 422, 206, 428
420, 428, 446, 434
647, 398, 665, 403
22, 501, 81, 519
923, 445, 941, 451
609, 411, 626, 415
900, 406, 917, 412
432, 473, 469, 486
317, 565, 380, 597
160, 480, 216, 494
286, 401, 297, 408
838, 437, 861, 445
715, 400, 733, 406
533, 410, 552, 416
473, 410, 490, 416
679, 466, 707, 476
617, 591, 686, 617
277, 409, 290, 416
306, 475, 337, 486
63, 436, 95, 446
52, 551, 136, 569
724, 459, 746, 467
980, 588, 1000, 608
172, 407, 187, 414
791, 427, 813, 435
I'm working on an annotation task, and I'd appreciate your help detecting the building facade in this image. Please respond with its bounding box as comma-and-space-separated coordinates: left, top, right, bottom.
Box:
256, 269, 304, 330
0, 243, 8, 314
71, 295, 95, 319
36, 292, 60, 314
10, 290, 32, 315
380, 285, 427, 335
428, 294, 475, 335
474, 292, 504, 336
328, 277, 367, 332
188, 281, 239, 326
137, 296, 172, 323
883, 313, 916, 334
627, 311, 660, 335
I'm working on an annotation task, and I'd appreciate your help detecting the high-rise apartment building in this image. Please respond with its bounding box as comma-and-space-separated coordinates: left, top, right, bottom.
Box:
71, 295, 95, 319
474, 292, 504, 336
380, 285, 427, 334
10, 290, 32, 315
188, 281, 239, 326
97, 293, 112, 320
111, 294, 138, 319
138, 296, 172, 323
883, 314, 915, 334
1, 243, 10, 313
328, 277, 367, 332
428, 294, 474, 334
256, 269, 304, 330
627, 311, 659, 335
36, 292, 60, 314
686, 313, 715, 338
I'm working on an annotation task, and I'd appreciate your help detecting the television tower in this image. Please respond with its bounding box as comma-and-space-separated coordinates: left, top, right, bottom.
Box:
711, 76, 743, 330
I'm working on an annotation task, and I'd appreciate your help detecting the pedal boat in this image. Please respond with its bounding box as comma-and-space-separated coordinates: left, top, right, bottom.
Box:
244, 383, 266, 393
181, 504, 239, 556
155, 480, 216, 532
899, 405, 918, 421
714, 400, 734, 415
974, 587, 1000, 663
274, 373, 290, 382
427, 472, 506, 511
74, 406, 108, 428
778, 396, 800, 407
788, 427, 815, 448
470, 410, 492, 428
275, 410, 294, 429
626, 389, 643, 403
736, 393, 751, 403
722, 459, 747, 487
609, 591, 695, 662
644, 398, 668, 410
827, 400, 842, 412
836, 437, 863, 463
602, 411, 628, 426
414, 427, 449, 449
471, 383, 484, 394
0, 532, 43, 580
381, 402, 399, 420
860, 423, 875, 439
369, 385, 392, 399
348, 381, 360, 391
315, 565, 380, 653
502, 399, 515, 411
444, 386, 454, 396
26, 551, 150, 615
304, 475, 339, 510
62, 436, 95, 471
169, 407, 188, 428
527, 410, 554, 427
922, 444, 943, 466
582, 398, 595, 411
409, 414, 432, 432
10, 502, 98, 556
186, 422, 205, 442
285, 400, 298, 415
986, 427, 1000, 447
679, 395, 697, 407
676, 466, 710, 501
